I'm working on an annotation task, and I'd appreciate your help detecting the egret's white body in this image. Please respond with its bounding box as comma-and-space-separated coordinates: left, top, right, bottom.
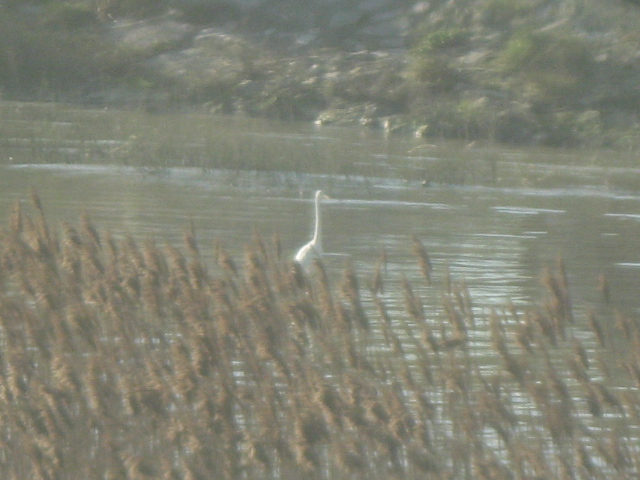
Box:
294, 190, 326, 269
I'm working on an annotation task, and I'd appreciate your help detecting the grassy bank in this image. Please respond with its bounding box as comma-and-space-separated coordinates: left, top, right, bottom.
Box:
0, 193, 638, 478
3, 1, 640, 150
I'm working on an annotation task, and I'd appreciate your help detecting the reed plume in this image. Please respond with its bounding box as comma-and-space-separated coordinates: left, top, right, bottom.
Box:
0, 195, 638, 480
411, 234, 432, 285
339, 263, 369, 331
370, 248, 387, 295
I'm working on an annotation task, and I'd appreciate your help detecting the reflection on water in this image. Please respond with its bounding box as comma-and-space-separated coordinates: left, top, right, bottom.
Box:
1, 102, 640, 314
2, 160, 639, 314
2, 103, 640, 475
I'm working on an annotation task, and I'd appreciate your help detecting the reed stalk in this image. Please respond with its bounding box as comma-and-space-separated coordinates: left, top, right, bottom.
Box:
0, 195, 638, 479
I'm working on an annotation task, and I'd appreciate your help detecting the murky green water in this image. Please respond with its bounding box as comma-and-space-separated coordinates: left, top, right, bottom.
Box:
2, 101, 640, 474
1, 101, 639, 316
1, 104, 640, 358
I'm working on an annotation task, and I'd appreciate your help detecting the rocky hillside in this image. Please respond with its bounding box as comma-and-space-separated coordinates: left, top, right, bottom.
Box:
2, 0, 640, 149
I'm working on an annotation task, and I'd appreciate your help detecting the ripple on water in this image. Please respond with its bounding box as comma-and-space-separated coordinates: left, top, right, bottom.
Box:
603, 213, 640, 221
492, 205, 566, 215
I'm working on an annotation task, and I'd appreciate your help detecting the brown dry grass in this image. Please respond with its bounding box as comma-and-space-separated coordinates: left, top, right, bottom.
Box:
0, 193, 638, 479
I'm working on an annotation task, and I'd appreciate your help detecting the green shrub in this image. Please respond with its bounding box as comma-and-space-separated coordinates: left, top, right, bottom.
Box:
498, 31, 592, 76
0, 7, 153, 96
497, 31, 593, 104
412, 28, 470, 55
408, 55, 463, 93
498, 31, 537, 72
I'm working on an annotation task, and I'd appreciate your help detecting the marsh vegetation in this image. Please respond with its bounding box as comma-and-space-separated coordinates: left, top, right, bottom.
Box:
0, 193, 639, 479
4, 0, 640, 149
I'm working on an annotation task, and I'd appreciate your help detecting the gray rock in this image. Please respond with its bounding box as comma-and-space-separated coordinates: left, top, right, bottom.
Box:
109, 19, 196, 57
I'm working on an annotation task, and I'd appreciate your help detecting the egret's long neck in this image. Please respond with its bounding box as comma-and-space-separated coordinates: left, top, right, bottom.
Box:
312, 194, 322, 250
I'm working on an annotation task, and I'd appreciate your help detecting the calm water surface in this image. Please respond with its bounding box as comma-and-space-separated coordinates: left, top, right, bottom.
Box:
4, 102, 640, 464
1, 102, 640, 357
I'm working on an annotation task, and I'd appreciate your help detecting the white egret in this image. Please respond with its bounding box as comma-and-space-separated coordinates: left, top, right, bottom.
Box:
294, 190, 328, 269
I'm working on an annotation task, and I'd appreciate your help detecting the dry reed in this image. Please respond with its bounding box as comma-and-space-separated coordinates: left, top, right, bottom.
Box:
0, 194, 638, 480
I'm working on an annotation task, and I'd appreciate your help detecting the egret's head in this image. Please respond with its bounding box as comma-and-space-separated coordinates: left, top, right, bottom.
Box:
315, 190, 330, 201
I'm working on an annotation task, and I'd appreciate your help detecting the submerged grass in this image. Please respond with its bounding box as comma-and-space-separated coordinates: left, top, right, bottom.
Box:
0, 101, 505, 187
8, 101, 640, 191
0, 193, 639, 479
0, 102, 389, 177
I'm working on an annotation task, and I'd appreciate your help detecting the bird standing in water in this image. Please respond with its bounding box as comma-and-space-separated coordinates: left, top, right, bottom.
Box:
294, 190, 327, 269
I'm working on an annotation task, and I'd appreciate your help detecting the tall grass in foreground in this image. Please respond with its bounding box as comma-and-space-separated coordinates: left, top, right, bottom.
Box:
0, 193, 638, 479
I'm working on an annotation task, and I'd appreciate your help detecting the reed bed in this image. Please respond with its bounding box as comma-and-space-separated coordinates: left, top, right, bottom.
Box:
0, 193, 639, 479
